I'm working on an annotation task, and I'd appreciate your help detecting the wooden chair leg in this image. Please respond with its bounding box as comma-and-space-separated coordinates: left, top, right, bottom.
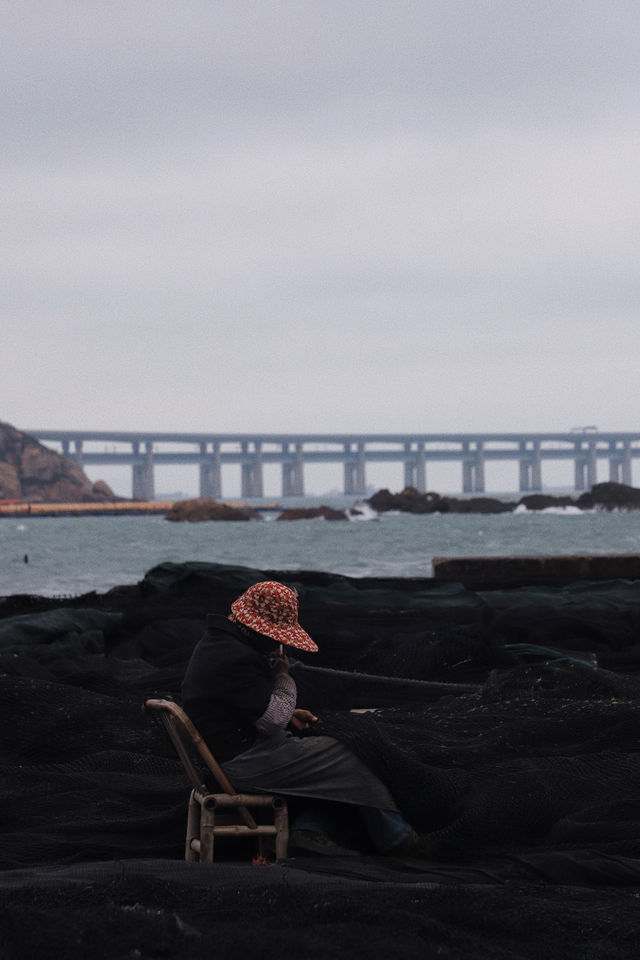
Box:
185, 789, 200, 862
200, 799, 216, 863
273, 799, 289, 860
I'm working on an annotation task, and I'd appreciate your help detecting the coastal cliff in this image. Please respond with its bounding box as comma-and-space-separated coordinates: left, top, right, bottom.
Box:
0, 421, 115, 502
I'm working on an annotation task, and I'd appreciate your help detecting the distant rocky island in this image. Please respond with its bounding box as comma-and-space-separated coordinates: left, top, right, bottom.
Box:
164, 481, 640, 522
366, 483, 640, 514
0, 421, 115, 503
165, 500, 352, 522
271, 483, 640, 520
165, 498, 260, 522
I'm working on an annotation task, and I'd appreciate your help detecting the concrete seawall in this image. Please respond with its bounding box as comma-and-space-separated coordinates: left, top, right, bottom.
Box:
433, 554, 640, 584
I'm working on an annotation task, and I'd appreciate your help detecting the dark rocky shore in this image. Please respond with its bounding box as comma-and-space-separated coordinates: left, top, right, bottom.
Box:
2, 560, 640, 958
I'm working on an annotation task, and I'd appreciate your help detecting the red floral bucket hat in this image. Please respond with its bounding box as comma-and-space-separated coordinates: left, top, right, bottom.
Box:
229, 581, 318, 652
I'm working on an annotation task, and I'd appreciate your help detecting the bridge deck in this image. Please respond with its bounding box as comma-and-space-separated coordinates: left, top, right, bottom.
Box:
27, 430, 640, 498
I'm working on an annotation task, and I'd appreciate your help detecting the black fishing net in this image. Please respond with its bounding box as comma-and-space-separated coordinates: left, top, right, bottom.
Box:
2, 560, 640, 958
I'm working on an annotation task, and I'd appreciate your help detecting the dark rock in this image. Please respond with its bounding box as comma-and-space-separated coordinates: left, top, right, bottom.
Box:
518, 494, 577, 510
367, 487, 513, 515
577, 482, 640, 511
0, 421, 116, 502
90, 480, 116, 502
369, 482, 640, 515
367, 487, 441, 514
366, 488, 396, 512
165, 498, 260, 522
276, 505, 348, 521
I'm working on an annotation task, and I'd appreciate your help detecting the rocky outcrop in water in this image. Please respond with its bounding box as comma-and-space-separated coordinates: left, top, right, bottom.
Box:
518, 494, 576, 510
276, 505, 348, 521
0, 421, 115, 502
165, 498, 260, 522
367, 487, 514, 514
368, 483, 640, 514
576, 482, 640, 510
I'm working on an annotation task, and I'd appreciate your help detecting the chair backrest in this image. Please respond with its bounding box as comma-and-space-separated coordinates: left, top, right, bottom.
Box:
144, 698, 239, 795
145, 699, 260, 830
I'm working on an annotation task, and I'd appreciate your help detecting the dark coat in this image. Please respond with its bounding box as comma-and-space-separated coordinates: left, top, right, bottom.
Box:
181, 614, 276, 761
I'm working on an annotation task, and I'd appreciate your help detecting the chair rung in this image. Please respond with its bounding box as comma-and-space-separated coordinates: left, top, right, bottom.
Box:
205, 824, 278, 837
194, 792, 279, 808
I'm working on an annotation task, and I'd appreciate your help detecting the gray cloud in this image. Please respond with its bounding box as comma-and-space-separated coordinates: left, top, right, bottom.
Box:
3, 0, 640, 442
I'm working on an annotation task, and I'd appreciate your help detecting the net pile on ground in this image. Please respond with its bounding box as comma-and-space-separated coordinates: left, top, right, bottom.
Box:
1, 560, 640, 959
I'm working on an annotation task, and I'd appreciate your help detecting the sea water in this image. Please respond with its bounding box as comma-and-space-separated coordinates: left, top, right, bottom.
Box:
2, 504, 640, 597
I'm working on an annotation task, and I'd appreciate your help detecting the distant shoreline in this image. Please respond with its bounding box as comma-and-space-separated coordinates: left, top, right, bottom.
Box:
0, 500, 175, 518
0, 499, 282, 519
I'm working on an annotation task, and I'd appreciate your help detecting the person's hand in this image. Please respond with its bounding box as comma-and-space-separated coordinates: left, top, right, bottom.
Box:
290, 708, 319, 731
269, 650, 290, 675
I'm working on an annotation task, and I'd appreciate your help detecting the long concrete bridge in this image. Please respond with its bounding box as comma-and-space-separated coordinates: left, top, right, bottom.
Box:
29, 430, 640, 500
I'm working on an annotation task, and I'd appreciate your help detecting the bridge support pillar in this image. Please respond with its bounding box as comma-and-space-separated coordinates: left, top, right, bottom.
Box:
518, 458, 529, 491
403, 443, 427, 492
241, 442, 263, 498
608, 442, 633, 485
73, 440, 84, 470
518, 443, 542, 491
403, 460, 414, 489
622, 443, 633, 485
344, 462, 357, 495
199, 443, 222, 499
61, 437, 83, 468
132, 442, 155, 500
462, 443, 485, 493
586, 442, 597, 489
356, 443, 366, 494
574, 442, 597, 491
532, 448, 542, 490
282, 443, 304, 496
343, 443, 366, 496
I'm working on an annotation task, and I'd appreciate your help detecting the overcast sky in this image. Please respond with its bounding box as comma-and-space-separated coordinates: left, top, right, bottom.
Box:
3, 0, 640, 449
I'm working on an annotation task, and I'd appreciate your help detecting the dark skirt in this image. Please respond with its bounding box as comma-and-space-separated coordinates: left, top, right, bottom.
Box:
221, 729, 398, 810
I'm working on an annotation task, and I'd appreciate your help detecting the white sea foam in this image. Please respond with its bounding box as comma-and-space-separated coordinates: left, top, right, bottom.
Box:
514, 504, 584, 516
346, 501, 379, 521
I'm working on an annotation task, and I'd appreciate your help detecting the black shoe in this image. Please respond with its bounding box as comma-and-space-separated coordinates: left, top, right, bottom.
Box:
288, 829, 358, 857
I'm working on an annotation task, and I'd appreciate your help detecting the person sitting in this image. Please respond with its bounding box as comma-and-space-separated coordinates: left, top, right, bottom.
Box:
181, 580, 416, 855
